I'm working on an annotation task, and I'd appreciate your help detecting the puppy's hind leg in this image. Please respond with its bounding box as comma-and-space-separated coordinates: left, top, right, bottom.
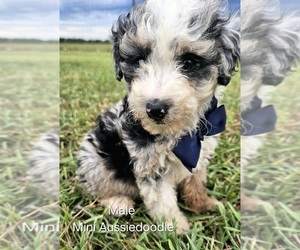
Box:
100, 195, 135, 217
77, 131, 139, 213
76, 133, 104, 196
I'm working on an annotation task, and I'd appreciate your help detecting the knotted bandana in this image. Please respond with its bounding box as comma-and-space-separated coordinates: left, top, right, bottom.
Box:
172, 97, 227, 172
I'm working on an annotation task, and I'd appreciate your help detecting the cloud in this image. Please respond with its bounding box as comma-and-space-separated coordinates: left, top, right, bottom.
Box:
60, 8, 126, 40
60, 0, 132, 17
60, 0, 140, 41
0, 0, 139, 40
0, 0, 59, 40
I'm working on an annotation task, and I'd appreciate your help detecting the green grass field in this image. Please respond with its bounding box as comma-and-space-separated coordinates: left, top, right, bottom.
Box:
60, 43, 240, 249
0, 42, 59, 248
2, 42, 299, 249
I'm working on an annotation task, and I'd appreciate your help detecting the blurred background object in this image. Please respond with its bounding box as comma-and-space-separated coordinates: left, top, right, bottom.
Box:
0, 1, 59, 248
241, 0, 300, 248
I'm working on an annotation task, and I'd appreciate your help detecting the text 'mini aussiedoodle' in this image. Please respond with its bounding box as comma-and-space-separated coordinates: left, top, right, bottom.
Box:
77, 0, 239, 233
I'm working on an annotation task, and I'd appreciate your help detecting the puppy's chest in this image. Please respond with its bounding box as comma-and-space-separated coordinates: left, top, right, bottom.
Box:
110, 99, 183, 177
121, 120, 177, 176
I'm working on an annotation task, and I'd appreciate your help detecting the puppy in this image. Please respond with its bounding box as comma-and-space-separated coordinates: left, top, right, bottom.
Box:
77, 0, 239, 233
28, 128, 59, 198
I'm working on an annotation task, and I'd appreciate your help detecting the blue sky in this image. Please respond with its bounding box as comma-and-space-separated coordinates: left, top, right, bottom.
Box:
0, 0, 299, 40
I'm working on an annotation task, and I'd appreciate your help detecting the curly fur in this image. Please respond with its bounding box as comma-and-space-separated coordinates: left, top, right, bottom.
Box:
27, 129, 59, 198
77, 0, 239, 233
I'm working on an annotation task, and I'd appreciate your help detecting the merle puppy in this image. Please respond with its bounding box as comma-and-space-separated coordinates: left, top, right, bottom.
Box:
77, 0, 239, 233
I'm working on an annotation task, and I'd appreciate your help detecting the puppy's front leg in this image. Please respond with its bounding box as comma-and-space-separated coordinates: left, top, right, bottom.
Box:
178, 136, 219, 213
136, 173, 189, 234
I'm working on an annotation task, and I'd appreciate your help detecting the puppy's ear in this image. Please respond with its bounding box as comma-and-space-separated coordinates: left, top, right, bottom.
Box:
218, 15, 240, 86
111, 14, 130, 81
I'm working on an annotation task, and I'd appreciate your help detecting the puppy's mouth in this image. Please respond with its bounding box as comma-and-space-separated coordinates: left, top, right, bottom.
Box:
146, 112, 168, 124
140, 111, 190, 136
148, 117, 166, 124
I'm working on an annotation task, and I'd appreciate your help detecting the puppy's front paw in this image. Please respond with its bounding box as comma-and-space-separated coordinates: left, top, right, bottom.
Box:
176, 217, 190, 234
167, 213, 190, 234
101, 195, 135, 217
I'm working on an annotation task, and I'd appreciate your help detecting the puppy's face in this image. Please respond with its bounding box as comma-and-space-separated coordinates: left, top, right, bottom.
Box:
112, 0, 239, 135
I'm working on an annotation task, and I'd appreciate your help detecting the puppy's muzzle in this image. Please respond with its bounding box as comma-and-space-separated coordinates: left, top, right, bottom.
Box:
146, 99, 169, 123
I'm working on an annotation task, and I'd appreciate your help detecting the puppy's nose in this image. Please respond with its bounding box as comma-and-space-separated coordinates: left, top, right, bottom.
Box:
146, 99, 169, 122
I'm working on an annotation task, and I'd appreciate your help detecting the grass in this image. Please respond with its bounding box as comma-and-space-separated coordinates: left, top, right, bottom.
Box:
60, 43, 240, 249
241, 68, 300, 249
0, 42, 59, 248
1, 41, 298, 249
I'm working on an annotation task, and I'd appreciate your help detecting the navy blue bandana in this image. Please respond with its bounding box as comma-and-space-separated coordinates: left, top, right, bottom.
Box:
172, 96, 226, 172
241, 96, 277, 136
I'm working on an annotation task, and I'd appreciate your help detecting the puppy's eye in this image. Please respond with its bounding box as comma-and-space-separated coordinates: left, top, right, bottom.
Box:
120, 46, 151, 66
180, 53, 202, 71
182, 58, 197, 71
120, 54, 146, 66
130, 55, 145, 65
180, 53, 212, 74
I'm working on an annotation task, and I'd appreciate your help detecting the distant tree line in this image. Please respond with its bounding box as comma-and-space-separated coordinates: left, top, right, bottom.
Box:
60, 38, 110, 43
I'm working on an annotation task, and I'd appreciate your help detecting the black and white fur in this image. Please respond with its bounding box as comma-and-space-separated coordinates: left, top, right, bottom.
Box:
27, 129, 59, 198
77, 0, 239, 233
